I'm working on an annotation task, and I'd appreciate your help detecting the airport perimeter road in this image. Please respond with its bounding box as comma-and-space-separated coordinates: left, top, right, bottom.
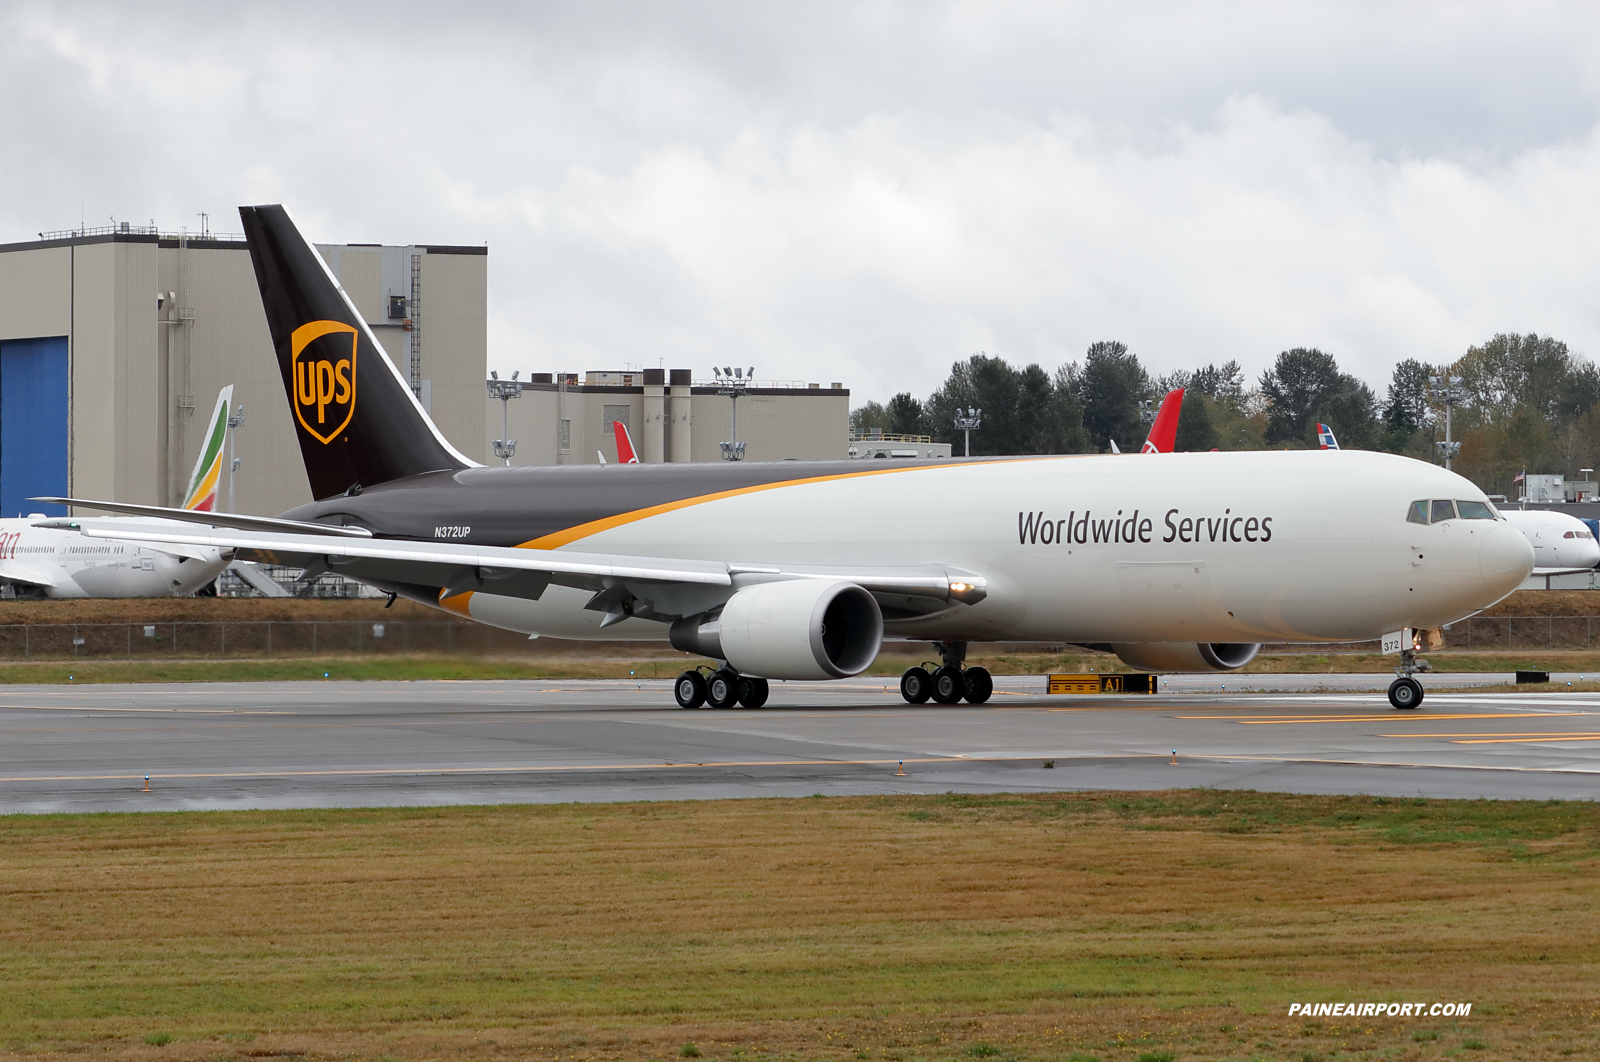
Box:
0, 675, 1597, 814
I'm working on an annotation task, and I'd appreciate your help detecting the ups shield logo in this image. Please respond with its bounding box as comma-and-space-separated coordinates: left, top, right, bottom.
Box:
290, 321, 358, 444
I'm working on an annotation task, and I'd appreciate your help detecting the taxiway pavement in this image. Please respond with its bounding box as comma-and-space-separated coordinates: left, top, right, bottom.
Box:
1, 674, 1596, 813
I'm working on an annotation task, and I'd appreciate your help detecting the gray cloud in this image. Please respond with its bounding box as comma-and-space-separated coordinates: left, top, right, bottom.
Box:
3, 1, 1599, 402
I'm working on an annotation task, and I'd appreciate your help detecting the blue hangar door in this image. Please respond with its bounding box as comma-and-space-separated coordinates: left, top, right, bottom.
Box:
0, 336, 69, 518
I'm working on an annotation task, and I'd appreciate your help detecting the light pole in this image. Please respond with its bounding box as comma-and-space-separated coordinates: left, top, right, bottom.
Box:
487, 371, 521, 465
953, 407, 982, 457
715, 365, 753, 461
1429, 374, 1464, 469
226, 403, 245, 513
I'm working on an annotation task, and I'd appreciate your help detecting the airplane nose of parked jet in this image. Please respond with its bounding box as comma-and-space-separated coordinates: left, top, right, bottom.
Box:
1480, 522, 1535, 597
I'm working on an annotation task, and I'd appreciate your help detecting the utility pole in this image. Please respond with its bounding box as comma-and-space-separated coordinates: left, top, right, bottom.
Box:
226, 403, 245, 513
953, 407, 982, 457
715, 365, 752, 460
1428, 374, 1464, 469
487, 371, 521, 465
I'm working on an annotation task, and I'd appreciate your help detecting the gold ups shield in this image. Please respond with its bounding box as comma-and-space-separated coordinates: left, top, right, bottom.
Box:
290, 320, 358, 444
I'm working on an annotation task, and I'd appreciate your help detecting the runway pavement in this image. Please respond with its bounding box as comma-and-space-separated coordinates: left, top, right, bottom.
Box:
1, 673, 1597, 813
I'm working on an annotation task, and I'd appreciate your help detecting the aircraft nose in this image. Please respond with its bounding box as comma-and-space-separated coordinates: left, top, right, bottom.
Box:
1481, 522, 1535, 595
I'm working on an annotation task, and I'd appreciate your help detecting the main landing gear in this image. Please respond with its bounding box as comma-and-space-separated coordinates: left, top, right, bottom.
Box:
1387, 645, 1427, 710
674, 666, 769, 709
900, 641, 992, 704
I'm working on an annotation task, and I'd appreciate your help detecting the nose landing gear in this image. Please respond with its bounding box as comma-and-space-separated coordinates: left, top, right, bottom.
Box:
1387, 646, 1426, 710
899, 642, 993, 704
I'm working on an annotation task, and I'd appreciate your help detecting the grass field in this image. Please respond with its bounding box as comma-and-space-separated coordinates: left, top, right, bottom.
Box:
1, 791, 1596, 1061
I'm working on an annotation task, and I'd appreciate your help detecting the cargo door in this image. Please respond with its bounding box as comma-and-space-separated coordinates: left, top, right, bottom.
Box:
1117, 559, 1216, 637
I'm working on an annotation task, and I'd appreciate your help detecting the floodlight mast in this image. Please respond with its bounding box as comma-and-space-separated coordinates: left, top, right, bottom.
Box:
715, 366, 751, 460
952, 407, 982, 457
1429, 374, 1465, 469
487, 370, 522, 465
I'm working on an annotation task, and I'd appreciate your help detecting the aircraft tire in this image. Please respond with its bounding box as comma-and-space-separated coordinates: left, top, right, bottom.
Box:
736, 676, 770, 708
963, 666, 993, 704
900, 667, 933, 703
674, 670, 707, 709
931, 665, 966, 704
1388, 677, 1423, 710
706, 669, 740, 709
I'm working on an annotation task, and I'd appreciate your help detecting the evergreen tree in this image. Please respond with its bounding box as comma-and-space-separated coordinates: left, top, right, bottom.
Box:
886, 392, 925, 436
1260, 348, 1378, 447
1074, 341, 1149, 452
1173, 390, 1219, 451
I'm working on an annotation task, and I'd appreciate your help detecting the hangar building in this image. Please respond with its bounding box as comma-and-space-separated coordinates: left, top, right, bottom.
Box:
0, 221, 486, 518
485, 369, 850, 465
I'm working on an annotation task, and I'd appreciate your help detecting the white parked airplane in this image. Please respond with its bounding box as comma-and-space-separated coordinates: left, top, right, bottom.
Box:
0, 389, 235, 598
1497, 507, 1600, 574
44, 205, 1539, 712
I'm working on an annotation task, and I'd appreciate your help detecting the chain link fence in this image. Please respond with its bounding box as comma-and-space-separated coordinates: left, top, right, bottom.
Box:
1260, 616, 1600, 653
0, 621, 540, 660
1, 614, 1595, 661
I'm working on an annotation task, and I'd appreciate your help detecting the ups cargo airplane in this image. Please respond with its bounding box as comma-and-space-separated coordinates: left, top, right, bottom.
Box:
40, 205, 1535, 711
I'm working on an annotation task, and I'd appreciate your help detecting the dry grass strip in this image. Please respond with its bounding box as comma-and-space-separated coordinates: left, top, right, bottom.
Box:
0, 791, 1595, 1061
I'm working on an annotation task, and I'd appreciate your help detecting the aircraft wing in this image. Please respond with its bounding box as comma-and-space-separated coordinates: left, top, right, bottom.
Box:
0, 561, 56, 589
59, 519, 987, 625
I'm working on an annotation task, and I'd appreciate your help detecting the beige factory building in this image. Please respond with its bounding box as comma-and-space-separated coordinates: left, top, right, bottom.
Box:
0, 222, 486, 518
486, 369, 850, 465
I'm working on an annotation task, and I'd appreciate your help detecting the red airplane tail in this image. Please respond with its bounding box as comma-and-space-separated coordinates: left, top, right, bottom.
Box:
1141, 388, 1184, 453
613, 422, 640, 464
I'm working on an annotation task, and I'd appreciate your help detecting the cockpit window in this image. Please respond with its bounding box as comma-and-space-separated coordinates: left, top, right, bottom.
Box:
1406, 500, 1429, 524
1456, 500, 1495, 520
1430, 499, 1458, 523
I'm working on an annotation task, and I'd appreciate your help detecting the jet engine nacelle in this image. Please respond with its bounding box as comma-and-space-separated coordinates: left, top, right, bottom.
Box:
669, 579, 884, 680
1108, 641, 1261, 673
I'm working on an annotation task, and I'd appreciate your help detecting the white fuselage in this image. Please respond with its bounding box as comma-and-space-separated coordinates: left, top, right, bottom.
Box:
445, 450, 1534, 646
1498, 508, 1600, 573
0, 518, 229, 598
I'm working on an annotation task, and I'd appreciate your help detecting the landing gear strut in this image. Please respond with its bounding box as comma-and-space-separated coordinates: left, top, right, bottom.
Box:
900, 642, 992, 705
1387, 646, 1425, 710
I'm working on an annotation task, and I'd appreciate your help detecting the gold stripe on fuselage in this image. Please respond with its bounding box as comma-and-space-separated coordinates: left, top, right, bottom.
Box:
514, 456, 1061, 550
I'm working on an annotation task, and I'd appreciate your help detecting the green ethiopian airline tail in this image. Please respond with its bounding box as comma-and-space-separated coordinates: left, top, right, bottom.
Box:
182, 385, 236, 512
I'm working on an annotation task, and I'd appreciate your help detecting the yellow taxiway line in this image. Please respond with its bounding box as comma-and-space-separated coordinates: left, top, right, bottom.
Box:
1177, 712, 1582, 724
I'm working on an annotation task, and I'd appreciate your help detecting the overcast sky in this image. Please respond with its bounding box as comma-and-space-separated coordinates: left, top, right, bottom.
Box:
4, 1, 1599, 403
